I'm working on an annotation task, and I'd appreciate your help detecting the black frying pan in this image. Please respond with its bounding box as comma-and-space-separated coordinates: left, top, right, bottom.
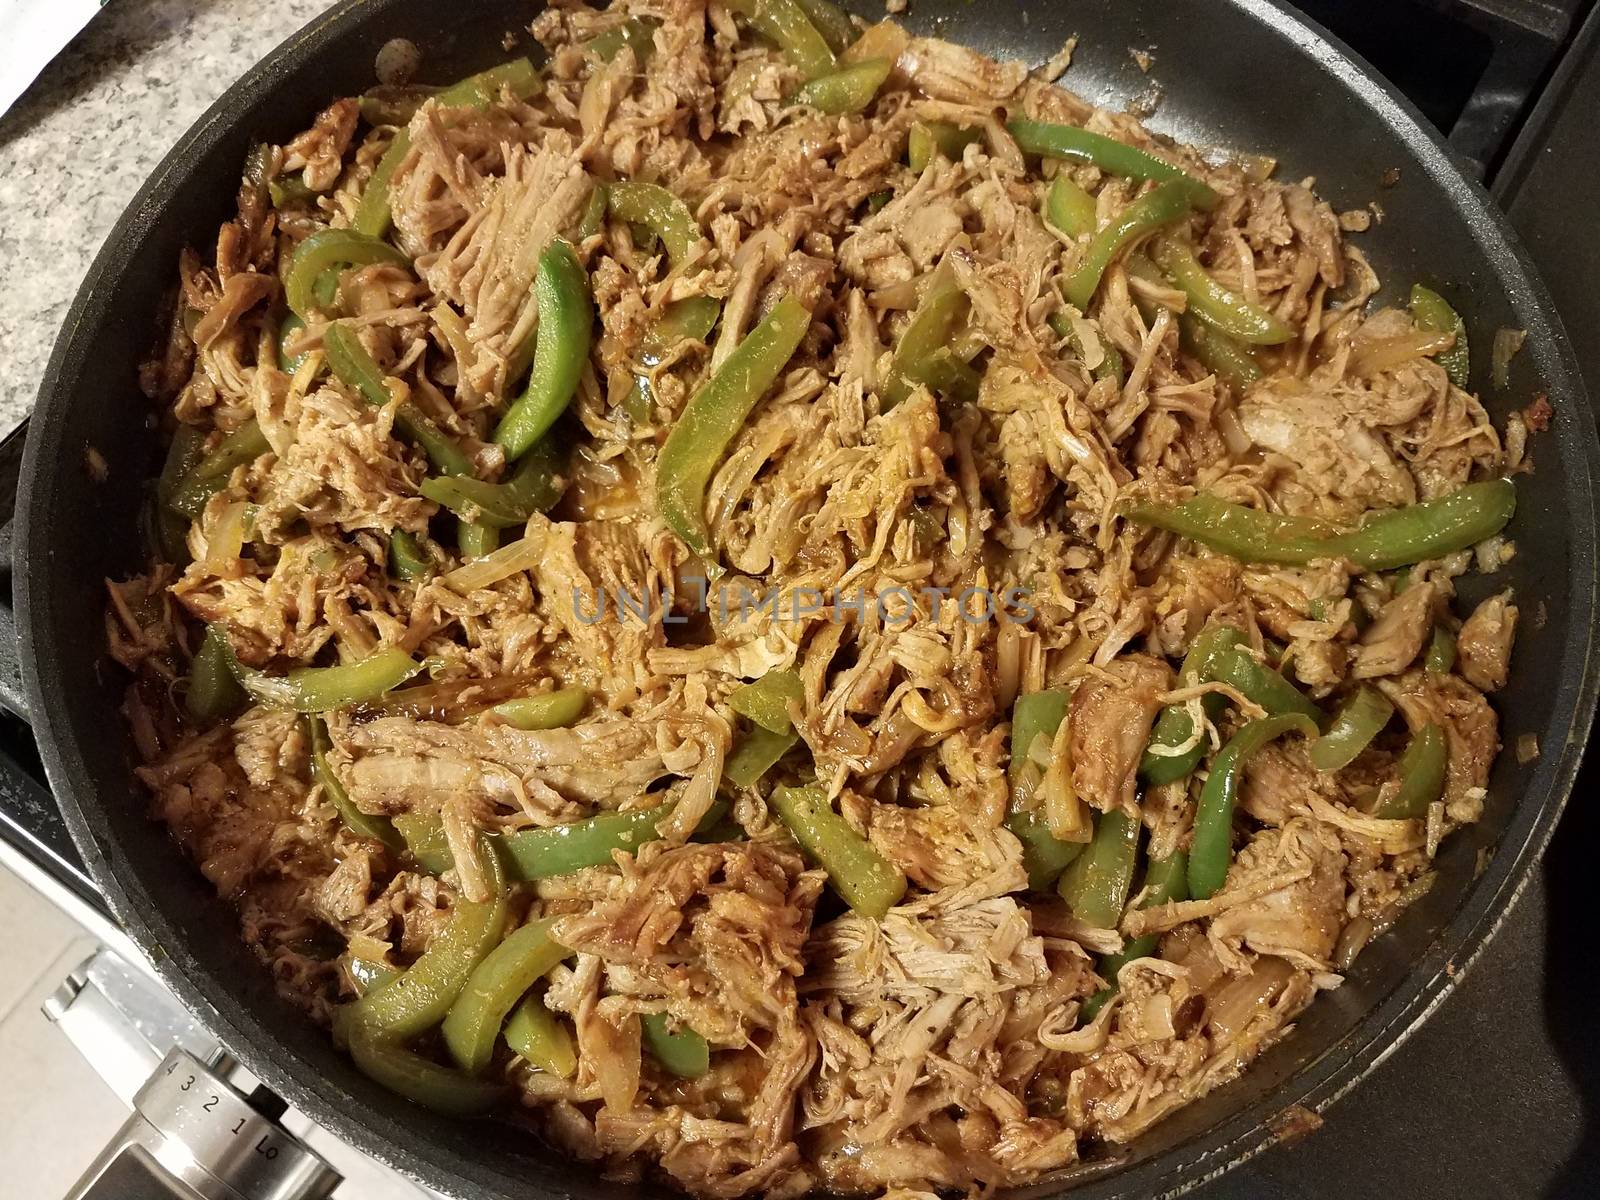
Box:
12, 1, 1599, 1196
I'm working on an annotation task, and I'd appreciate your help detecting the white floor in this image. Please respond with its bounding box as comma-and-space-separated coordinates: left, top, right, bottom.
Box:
0, 861, 429, 1198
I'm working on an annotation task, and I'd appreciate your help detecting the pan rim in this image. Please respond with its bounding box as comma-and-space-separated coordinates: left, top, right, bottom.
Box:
15, 0, 1600, 1196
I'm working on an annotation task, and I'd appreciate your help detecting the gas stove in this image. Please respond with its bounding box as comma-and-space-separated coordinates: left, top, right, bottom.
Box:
2, 0, 1598, 1196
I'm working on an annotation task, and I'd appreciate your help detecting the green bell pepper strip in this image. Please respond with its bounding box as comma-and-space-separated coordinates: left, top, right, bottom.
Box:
236, 647, 423, 712
323, 324, 474, 477
606, 183, 699, 266
642, 296, 721, 357
1151, 238, 1294, 345
1409, 284, 1469, 388
457, 521, 499, 560
394, 799, 732, 881
1047, 310, 1126, 385
1122, 480, 1516, 570
1056, 807, 1140, 929
1045, 174, 1098, 238
491, 240, 594, 460
348, 840, 507, 1040
489, 685, 587, 731
730, 669, 804, 735
168, 420, 271, 518
577, 186, 608, 241
908, 121, 981, 172
1204, 645, 1323, 723
423, 439, 563, 528
725, 0, 838, 79
285, 230, 408, 318
353, 58, 542, 239
1006, 808, 1085, 892
1373, 725, 1448, 819
357, 88, 437, 127
793, 58, 891, 113
186, 625, 248, 723
268, 173, 316, 208
586, 17, 660, 63
1081, 850, 1189, 1021
388, 530, 432, 581
1425, 625, 1457, 674
347, 1026, 508, 1115
277, 313, 312, 374
770, 785, 907, 919
1009, 119, 1219, 210
883, 272, 968, 409
642, 1012, 711, 1077
504, 993, 577, 1076
442, 917, 571, 1073
1309, 686, 1394, 771
1189, 714, 1318, 900
311, 715, 403, 848
657, 295, 811, 559
1010, 688, 1070, 771
1139, 626, 1249, 784
157, 424, 206, 506
794, 0, 856, 52
725, 723, 799, 788
1330, 480, 1517, 571
1178, 311, 1262, 389
1062, 180, 1195, 310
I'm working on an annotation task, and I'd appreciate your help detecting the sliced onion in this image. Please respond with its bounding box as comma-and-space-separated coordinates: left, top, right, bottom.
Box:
1351, 329, 1455, 377
1206, 957, 1295, 1044
443, 532, 547, 593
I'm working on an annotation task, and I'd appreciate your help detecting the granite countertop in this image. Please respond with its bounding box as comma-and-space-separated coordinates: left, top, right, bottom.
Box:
0, 0, 339, 439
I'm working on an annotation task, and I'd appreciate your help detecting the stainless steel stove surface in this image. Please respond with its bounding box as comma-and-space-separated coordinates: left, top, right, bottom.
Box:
2, 0, 1598, 1196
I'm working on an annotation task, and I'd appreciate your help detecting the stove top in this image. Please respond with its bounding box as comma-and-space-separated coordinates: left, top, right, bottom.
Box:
2, 0, 1598, 1196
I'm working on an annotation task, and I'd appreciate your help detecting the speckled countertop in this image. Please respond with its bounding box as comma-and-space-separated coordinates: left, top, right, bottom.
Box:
0, 0, 340, 438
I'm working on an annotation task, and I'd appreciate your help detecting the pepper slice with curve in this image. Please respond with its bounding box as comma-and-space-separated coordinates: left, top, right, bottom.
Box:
586, 17, 660, 63
442, 917, 572, 1074
1009, 119, 1219, 210
723, 0, 838, 79
285, 229, 409, 318
1006, 808, 1085, 892
1047, 310, 1125, 386
423, 439, 564, 528
1005, 688, 1086, 888
770, 785, 906, 919
492, 239, 594, 460
311, 715, 402, 848
607, 182, 700, 265
323, 324, 474, 477
793, 0, 856, 52
347, 839, 508, 1040
354, 58, 543, 239
909, 121, 982, 172
168, 420, 271, 518
388, 531, 433, 581
657, 295, 811, 559
1045, 174, 1098, 239
504, 993, 577, 1077
1409, 284, 1470, 388
394, 799, 731, 881
729, 669, 804, 735
1151, 237, 1295, 345
792, 58, 892, 114
1122, 480, 1516, 571
1062, 180, 1195, 310
1139, 625, 1248, 784
1178, 311, 1263, 389
641, 1013, 711, 1078
1204, 645, 1323, 724
1009, 688, 1071, 771
1425, 625, 1457, 674
883, 265, 969, 408
724, 723, 799, 788
1373, 724, 1449, 819
1189, 714, 1318, 900
185, 625, 248, 724
347, 1026, 508, 1115
236, 647, 423, 713
1309, 685, 1394, 771
488, 685, 587, 731
1080, 849, 1189, 1020
1056, 807, 1140, 929
457, 521, 499, 560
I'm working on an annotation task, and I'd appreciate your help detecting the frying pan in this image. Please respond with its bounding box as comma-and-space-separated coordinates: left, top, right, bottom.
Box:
10, 0, 1598, 1196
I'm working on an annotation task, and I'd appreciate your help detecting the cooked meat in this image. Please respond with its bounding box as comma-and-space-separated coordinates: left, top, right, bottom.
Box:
1456, 590, 1518, 691
112, 2, 1528, 1194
